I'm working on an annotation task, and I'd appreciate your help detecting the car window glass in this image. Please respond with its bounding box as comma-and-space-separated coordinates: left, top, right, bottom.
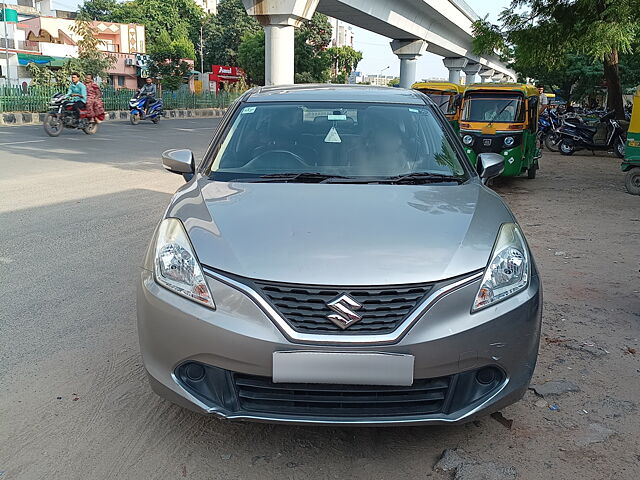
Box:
208, 102, 467, 180
462, 94, 525, 123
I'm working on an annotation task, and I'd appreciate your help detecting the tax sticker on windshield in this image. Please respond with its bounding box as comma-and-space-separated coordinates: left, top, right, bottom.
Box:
241, 107, 256, 114
324, 126, 342, 143
328, 114, 347, 121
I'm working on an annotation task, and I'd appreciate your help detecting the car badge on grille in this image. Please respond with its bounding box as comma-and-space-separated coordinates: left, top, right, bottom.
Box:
326, 293, 363, 329
483, 138, 492, 146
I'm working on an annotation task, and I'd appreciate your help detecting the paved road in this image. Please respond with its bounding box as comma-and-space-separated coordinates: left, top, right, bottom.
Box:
1, 120, 639, 480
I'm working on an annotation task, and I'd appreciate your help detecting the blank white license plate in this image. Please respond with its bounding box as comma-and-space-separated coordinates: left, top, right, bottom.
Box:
272, 351, 414, 386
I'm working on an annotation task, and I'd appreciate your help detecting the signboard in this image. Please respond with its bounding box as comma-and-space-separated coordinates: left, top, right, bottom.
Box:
1, 8, 18, 22
211, 65, 245, 78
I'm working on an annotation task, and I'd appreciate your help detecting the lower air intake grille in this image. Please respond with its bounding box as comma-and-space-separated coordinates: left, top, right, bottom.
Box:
234, 374, 452, 417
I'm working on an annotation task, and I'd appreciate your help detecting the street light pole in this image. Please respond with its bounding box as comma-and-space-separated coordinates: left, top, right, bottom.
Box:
199, 24, 204, 76
377, 66, 389, 86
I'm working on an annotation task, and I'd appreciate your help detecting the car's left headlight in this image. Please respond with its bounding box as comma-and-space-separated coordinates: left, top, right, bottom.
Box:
154, 217, 215, 309
473, 223, 529, 311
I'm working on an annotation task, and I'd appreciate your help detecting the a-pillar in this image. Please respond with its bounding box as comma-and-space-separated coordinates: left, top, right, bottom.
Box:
463, 62, 481, 85
242, 0, 319, 85
390, 39, 427, 88
442, 57, 468, 84
479, 68, 494, 83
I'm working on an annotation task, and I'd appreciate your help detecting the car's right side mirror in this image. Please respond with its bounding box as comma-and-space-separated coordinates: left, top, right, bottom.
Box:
477, 153, 505, 183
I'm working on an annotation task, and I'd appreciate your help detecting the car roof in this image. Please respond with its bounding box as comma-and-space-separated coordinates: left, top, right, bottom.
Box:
245, 84, 427, 105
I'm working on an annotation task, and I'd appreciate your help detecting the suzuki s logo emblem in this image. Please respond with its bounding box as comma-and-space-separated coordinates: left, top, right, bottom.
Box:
326, 293, 363, 329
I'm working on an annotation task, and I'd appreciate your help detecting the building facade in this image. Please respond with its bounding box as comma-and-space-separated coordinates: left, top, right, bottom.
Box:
2, 13, 147, 89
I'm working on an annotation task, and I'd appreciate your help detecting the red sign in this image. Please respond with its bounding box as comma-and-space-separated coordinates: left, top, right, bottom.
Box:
211, 65, 245, 77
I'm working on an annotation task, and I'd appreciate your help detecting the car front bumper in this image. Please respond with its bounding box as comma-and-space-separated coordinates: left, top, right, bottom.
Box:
137, 268, 542, 426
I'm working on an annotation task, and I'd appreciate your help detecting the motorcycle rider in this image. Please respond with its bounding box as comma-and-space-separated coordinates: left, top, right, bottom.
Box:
138, 77, 157, 114
67, 73, 87, 119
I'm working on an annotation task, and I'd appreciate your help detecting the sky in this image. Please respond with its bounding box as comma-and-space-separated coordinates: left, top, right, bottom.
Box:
351, 0, 511, 80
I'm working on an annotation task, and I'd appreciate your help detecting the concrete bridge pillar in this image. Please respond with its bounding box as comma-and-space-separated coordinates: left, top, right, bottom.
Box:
243, 0, 319, 85
390, 39, 428, 88
491, 73, 505, 83
463, 62, 481, 84
479, 68, 495, 83
442, 57, 468, 84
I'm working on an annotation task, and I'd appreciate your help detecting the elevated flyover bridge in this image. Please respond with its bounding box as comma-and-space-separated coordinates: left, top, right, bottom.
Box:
242, 0, 515, 87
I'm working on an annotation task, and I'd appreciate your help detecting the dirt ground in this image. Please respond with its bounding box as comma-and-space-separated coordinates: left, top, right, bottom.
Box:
1, 131, 639, 480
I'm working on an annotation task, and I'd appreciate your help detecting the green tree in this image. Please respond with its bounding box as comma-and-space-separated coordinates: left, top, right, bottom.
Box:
78, 0, 203, 54
70, 18, 116, 79
326, 46, 363, 83
472, 0, 640, 119
237, 30, 265, 85
149, 29, 195, 91
204, 0, 260, 68
27, 61, 79, 90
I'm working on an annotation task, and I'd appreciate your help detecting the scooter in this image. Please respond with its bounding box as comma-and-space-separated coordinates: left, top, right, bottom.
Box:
129, 93, 164, 125
557, 111, 626, 158
43, 93, 99, 137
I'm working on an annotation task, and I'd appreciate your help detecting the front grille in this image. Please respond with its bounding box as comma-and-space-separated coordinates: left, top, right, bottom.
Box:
253, 281, 434, 335
234, 374, 452, 417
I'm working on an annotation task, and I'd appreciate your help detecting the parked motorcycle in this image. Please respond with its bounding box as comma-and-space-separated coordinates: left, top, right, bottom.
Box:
557, 111, 626, 158
43, 93, 99, 137
539, 110, 562, 151
129, 93, 163, 125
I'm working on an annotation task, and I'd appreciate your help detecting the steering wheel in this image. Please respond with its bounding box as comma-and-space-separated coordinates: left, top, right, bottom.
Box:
246, 149, 308, 170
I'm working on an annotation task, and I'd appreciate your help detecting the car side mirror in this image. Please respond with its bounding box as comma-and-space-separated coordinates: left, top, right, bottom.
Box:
477, 153, 504, 183
162, 149, 195, 180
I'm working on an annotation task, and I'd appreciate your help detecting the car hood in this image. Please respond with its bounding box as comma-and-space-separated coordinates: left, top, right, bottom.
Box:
167, 177, 514, 285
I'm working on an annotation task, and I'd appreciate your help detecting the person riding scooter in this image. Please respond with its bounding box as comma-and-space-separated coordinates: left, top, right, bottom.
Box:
138, 78, 157, 114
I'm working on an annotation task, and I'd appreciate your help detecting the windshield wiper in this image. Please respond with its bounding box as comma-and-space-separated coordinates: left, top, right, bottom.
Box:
384, 172, 466, 185
252, 172, 351, 183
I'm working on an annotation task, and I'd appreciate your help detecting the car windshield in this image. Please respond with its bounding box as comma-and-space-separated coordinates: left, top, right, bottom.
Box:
422, 92, 457, 115
207, 102, 467, 183
462, 93, 525, 123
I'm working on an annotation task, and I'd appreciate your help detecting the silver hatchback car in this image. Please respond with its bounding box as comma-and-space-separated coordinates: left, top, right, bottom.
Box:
137, 85, 542, 426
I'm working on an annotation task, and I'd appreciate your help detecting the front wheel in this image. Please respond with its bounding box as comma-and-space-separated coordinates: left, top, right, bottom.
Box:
614, 136, 625, 159
625, 167, 640, 195
559, 139, 575, 156
544, 132, 561, 152
83, 122, 99, 135
43, 114, 62, 137
130, 113, 140, 125
527, 163, 538, 179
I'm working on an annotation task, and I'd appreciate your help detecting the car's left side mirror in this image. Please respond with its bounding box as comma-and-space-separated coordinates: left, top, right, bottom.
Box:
477, 153, 505, 184
162, 149, 195, 181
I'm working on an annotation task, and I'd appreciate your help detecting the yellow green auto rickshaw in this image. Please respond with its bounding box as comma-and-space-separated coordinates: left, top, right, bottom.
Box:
459, 83, 541, 178
623, 87, 640, 195
412, 82, 465, 131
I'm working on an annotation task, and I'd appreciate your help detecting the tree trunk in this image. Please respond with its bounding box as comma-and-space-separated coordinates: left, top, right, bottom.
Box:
603, 49, 625, 119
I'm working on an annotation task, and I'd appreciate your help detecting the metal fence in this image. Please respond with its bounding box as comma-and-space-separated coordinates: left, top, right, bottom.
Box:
0, 86, 241, 113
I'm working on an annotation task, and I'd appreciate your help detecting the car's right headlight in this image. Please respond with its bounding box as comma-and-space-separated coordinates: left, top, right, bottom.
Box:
154, 218, 215, 309
473, 223, 529, 311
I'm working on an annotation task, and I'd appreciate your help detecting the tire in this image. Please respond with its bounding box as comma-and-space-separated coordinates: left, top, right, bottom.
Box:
625, 167, 640, 195
83, 122, 99, 135
43, 114, 62, 137
151, 116, 160, 124
544, 132, 561, 152
614, 136, 625, 159
527, 163, 538, 179
130, 113, 140, 125
559, 139, 575, 156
